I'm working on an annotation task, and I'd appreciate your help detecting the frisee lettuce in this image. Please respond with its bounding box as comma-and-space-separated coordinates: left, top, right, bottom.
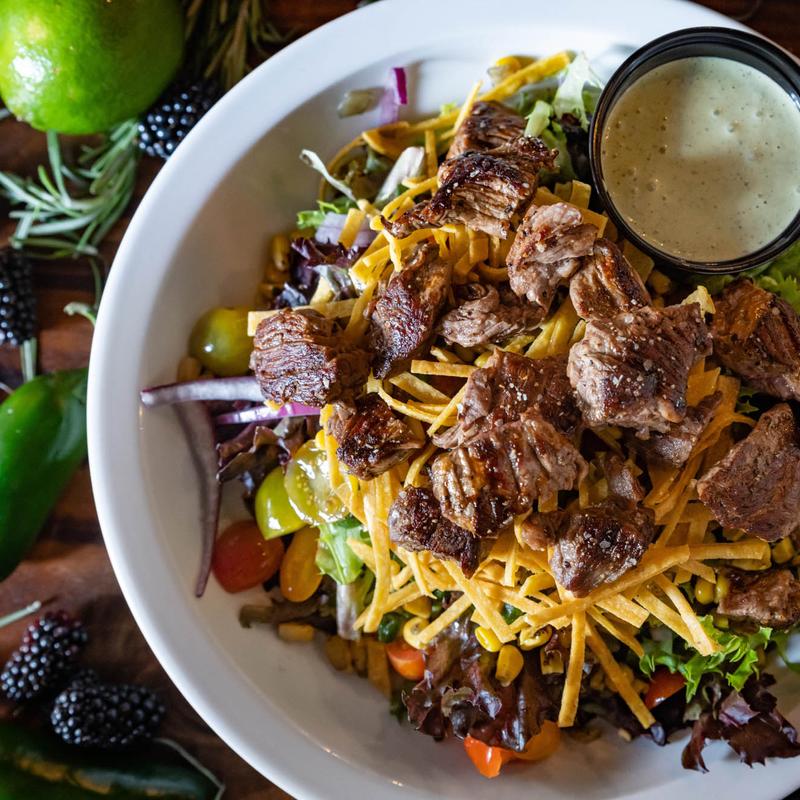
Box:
640, 616, 773, 699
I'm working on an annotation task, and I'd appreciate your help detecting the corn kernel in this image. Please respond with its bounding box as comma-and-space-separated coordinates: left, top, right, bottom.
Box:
402, 617, 427, 649
715, 574, 730, 604
519, 626, 552, 651
540, 649, 564, 675
496, 645, 524, 686
278, 623, 315, 643
404, 596, 432, 619
324, 635, 352, 671
694, 578, 715, 605
271, 234, 291, 270
772, 537, 795, 565
476, 626, 502, 653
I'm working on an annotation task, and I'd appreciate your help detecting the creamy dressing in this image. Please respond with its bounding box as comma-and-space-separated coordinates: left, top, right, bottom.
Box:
601, 56, 800, 262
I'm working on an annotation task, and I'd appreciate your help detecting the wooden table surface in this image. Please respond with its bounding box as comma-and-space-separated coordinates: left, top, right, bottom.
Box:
0, 1, 798, 797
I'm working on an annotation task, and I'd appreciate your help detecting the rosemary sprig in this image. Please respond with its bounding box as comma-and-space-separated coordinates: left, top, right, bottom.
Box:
183, 0, 288, 90
0, 119, 140, 260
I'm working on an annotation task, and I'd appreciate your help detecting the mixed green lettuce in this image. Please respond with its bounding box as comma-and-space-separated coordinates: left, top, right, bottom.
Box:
640, 616, 773, 700
295, 197, 355, 230
315, 515, 369, 585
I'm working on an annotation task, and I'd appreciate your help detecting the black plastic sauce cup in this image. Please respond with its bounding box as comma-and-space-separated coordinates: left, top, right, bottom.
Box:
589, 26, 800, 275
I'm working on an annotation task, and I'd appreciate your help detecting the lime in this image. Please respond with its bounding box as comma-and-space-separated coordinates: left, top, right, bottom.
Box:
0, 0, 184, 134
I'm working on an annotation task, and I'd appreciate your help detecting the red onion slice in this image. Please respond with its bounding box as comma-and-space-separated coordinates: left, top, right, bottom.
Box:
392, 67, 408, 106
215, 403, 319, 426
141, 376, 263, 407
173, 401, 220, 597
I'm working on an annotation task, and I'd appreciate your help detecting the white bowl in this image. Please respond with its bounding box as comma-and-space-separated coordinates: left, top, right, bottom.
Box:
88, 1, 800, 798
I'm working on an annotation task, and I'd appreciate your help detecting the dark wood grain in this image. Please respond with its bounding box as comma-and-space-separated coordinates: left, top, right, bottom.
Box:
0, 2, 797, 798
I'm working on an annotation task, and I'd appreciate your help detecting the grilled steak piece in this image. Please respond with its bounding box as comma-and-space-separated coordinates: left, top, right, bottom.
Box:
383, 137, 556, 239
430, 411, 587, 537
438, 283, 544, 348
251, 308, 369, 406
570, 238, 650, 319
631, 391, 722, 467
369, 242, 452, 378
433, 350, 580, 449
604, 454, 645, 503
567, 303, 712, 435
327, 394, 423, 480
447, 101, 526, 159
388, 486, 486, 577
507, 202, 597, 313
712, 279, 800, 401
697, 403, 800, 542
717, 568, 800, 629
521, 497, 655, 596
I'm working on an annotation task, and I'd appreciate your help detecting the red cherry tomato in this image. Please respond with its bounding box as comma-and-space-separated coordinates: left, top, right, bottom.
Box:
212, 520, 284, 593
385, 639, 426, 681
463, 736, 515, 779
644, 667, 686, 709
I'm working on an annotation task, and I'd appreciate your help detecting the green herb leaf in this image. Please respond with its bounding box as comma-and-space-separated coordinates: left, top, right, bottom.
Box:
0, 120, 139, 260
774, 631, 800, 675
316, 516, 370, 584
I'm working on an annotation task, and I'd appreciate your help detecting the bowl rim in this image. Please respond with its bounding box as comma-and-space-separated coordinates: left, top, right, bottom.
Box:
589, 25, 800, 274
87, 1, 800, 798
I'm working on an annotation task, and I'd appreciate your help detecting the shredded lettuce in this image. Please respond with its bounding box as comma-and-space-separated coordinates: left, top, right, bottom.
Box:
540, 122, 576, 181
316, 515, 369, 584
299, 149, 357, 202
440, 101, 459, 115
641, 617, 773, 699
296, 197, 355, 230
375, 146, 425, 205
524, 99, 553, 138
552, 52, 603, 130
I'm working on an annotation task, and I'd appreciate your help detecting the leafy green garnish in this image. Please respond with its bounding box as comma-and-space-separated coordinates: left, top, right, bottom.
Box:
440, 101, 460, 115
540, 122, 576, 181
640, 616, 773, 699
315, 515, 370, 584
501, 603, 524, 625
524, 99, 553, 138
735, 385, 760, 416
552, 52, 602, 130
296, 197, 356, 230
754, 241, 800, 313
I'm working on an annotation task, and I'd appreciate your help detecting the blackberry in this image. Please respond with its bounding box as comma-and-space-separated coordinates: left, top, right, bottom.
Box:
51, 676, 165, 749
138, 80, 220, 159
0, 611, 88, 702
0, 248, 36, 347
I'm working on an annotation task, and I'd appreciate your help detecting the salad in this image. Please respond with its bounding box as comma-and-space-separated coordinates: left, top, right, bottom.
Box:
141, 50, 800, 778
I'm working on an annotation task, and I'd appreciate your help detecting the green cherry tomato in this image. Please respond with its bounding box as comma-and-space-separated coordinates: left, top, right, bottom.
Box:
255, 466, 304, 539
284, 440, 346, 525
188, 306, 252, 377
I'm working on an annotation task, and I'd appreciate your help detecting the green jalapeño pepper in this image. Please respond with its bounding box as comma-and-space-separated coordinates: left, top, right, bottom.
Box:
0, 721, 219, 798
0, 368, 88, 579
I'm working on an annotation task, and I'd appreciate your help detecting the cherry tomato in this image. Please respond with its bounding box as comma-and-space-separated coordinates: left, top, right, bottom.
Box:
280, 527, 323, 602
255, 466, 304, 538
189, 307, 252, 376
644, 667, 686, 709
284, 440, 345, 525
463, 736, 515, 779
386, 639, 426, 681
212, 520, 284, 593
515, 721, 561, 761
